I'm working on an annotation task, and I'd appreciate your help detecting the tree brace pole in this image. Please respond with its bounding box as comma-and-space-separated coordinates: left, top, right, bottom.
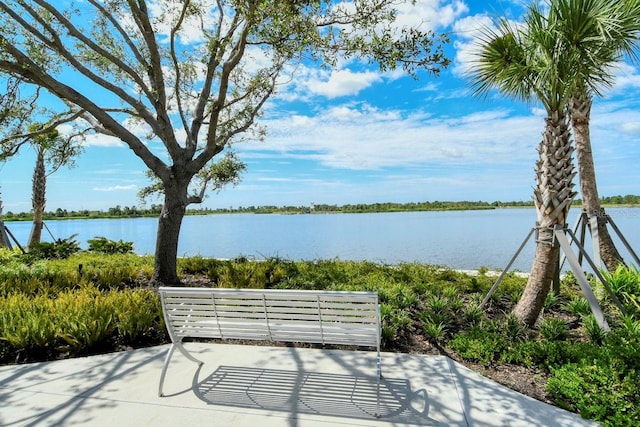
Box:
481, 227, 536, 308
553, 225, 612, 331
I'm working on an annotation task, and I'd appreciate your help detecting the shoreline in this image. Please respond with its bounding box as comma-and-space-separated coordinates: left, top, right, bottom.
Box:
2, 204, 639, 223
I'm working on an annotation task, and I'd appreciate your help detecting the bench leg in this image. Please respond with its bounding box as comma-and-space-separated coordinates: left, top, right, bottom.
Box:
375, 354, 382, 418
158, 342, 204, 397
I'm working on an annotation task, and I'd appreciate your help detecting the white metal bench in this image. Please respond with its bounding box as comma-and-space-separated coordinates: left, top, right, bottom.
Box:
158, 287, 382, 415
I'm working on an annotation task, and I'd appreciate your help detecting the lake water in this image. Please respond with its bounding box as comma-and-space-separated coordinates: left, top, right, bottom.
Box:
3, 208, 640, 272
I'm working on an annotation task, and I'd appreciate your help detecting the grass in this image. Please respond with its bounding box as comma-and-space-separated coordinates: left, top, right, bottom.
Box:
0, 248, 638, 426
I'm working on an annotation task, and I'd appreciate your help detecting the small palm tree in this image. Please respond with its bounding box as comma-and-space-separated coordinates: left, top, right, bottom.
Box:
469, 6, 579, 326
550, 0, 640, 271
26, 126, 82, 247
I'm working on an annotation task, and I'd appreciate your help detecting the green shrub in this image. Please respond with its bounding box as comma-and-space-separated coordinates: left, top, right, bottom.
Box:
0, 294, 57, 349
0, 286, 162, 356
548, 362, 640, 426
491, 273, 527, 303
27, 235, 81, 260
55, 289, 115, 351
502, 313, 527, 343
462, 303, 485, 325
538, 318, 569, 341
110, 289, 162, 341
178, 256, 223, 275
564, 296, 592, 317
602, 266, 640, 317
379, 304, 396, 345
0, 261, 80, 296
544, 292, 561, 310
450, 324, 506, 365
388, 285, 419, 310
0, 247, 23, 265
424, 321, 447, 341
583, 315, 607, 344
87, 236, 134, 254
53, 253, 152, 290
4, 254, 640, 425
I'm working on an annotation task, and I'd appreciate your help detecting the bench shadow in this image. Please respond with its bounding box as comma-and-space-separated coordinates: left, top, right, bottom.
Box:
193, 365, 441, 425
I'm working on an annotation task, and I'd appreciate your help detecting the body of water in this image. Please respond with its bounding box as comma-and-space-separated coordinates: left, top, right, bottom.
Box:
4, 208, 639, 272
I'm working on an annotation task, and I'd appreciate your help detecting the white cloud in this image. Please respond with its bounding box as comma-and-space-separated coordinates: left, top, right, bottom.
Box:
451, 13, 497, 77
307, 70, 382, 98
414, 82, 440, 92
395, 0, 469, 31
82, 133, 126, 148
328, 0, 467, 35
609, 62, 640, 94
620, 122, 640, 134
250, 103, 543, 171
93, 185, 138, 192
147, 0, 219, 45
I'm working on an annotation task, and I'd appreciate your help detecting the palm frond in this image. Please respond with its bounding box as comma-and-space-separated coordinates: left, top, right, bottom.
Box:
467, 17, 536, 104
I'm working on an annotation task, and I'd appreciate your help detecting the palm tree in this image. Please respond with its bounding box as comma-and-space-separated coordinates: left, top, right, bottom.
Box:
0, 196, 11, 249
550, 0, 640, 271
469, 7, 579, 326
28, 142, 46, 247
25, 126, 81, 247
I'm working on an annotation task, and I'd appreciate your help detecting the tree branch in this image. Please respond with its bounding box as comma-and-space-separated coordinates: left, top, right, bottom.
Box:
0, 44, 168, 178
125, 0, 181, 158
1, 1, 164, 139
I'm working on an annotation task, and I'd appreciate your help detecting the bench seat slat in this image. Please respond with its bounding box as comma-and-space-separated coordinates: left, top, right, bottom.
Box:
169, 318, 378, 329
166, 303, 376, 314
165, 300, 377, 309
162, 288, 375, 297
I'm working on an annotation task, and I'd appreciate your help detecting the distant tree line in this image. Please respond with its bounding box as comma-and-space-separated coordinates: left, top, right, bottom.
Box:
3, 204, 164, 221
2, 195, 638, 221
597, 194, 640, 205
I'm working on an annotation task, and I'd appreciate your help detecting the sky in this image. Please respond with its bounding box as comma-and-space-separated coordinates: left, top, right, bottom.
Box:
1, 0, 640, 213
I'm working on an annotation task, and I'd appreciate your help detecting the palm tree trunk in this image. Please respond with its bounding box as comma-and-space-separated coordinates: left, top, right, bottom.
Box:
0, 199, 11, 249
570, 94, 624, 271
28, 146, 46, 247
514, 110, 577, 326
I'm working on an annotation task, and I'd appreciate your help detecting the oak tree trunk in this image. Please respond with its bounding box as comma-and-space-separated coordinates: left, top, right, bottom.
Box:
28, 146, 46, 247
152, 176, 189, 286
570, 94, 624, 271
514, 110, 576, 326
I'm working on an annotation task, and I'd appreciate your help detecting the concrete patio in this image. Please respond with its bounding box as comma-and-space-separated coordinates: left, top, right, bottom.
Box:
0, 343, 597, 426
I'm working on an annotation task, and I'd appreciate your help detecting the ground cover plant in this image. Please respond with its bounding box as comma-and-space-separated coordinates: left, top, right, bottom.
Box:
0, 248, 638, 426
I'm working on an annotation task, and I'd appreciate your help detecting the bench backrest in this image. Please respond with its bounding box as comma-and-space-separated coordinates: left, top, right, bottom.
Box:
159, 287, 380, 348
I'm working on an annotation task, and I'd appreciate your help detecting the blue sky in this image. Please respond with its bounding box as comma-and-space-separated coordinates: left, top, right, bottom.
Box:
1, 0, 639, 213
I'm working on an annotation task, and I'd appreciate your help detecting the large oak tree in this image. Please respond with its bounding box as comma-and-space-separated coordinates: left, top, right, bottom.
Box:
0, 1, 450, 284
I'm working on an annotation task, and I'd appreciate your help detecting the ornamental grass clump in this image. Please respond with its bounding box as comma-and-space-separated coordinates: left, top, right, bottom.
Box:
111, 289, 163, 341
0, 286, 163, 360
538, 317, 569, 341
563, 296, 592, 317
55, 289, 115, 351
0, 261, 76, 296
602, 266, 640, 316
0, 294, 57, 350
